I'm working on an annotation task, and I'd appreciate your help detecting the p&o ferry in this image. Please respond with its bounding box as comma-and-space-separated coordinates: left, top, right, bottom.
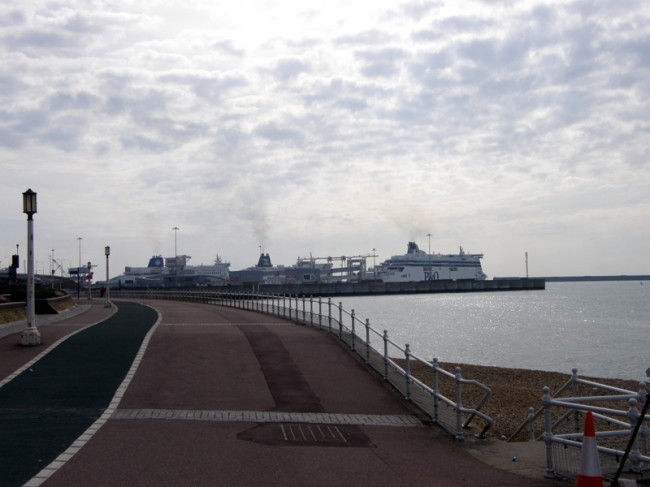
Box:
372, 242, 486, 282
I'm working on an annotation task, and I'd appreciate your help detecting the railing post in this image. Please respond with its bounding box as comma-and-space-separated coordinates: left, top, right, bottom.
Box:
432, 357, 439, 423
302, 296, 305, 324
283, 295, 286, 318
383, 330, 389, 380
542, 386, 555, 479
338, 302, 343, 339
404, 344, 411, 401
351, 309, 356, 351
454, 367, 464, 440
318, 298, 322, 329
327, 298, 332, 333
364, 318, 370, 363
628, 398, 642, 473
310, 296, 313, 325
571, 368, 580, 433
639, 383, 649, 456
528, 407, 536, 442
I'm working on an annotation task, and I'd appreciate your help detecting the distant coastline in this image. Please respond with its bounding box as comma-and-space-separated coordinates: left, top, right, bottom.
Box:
542, 275, 650, 282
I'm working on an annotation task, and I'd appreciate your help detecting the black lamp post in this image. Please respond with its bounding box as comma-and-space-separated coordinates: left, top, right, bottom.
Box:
21, 188, 41, 346
104, 246, 111, 307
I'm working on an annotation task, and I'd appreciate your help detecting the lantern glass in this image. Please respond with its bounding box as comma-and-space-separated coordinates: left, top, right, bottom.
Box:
105, 246, 110, 256
22, 189, 37, 215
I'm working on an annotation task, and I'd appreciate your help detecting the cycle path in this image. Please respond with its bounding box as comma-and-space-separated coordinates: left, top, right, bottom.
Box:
0, 301, 159, 487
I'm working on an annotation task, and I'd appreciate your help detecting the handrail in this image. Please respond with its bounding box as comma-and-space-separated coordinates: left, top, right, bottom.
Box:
507, 368, 645, 442
111, 288, 495, 440
536, 377, 650, 481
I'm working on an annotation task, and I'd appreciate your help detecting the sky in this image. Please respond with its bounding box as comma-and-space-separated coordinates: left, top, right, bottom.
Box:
1, 0, 649, 280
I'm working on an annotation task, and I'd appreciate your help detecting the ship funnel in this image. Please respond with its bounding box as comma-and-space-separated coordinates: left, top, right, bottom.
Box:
257, 253, 273, 268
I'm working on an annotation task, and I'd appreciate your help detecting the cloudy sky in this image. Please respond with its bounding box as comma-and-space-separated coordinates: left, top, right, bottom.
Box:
1, 0, 649, 280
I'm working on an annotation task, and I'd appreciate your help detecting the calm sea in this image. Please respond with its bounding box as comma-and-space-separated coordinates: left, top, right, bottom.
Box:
336, 281, 650, 381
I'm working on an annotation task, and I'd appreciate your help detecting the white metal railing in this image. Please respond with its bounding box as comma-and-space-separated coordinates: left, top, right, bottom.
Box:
506, 368, 650, 481
111, 288, 494, 440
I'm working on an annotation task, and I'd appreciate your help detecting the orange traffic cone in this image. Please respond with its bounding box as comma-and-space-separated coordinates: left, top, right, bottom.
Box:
576, 411, 603, 487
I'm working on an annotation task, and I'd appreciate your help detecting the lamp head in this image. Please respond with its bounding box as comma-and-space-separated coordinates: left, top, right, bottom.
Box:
22, 189, 37, 217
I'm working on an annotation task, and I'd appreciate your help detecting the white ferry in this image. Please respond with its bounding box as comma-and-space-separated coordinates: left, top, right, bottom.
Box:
372, 242, 486, 282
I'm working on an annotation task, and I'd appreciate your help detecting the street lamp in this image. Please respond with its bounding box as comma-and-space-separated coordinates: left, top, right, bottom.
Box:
21, 189, 40, 346
104, 246, 111, 307
87, 261, 92, 300
50, 249, 54, 289
77, 237, 82, 299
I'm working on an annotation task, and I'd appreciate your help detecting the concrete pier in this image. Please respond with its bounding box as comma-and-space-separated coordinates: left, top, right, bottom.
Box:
250, 277, 545, 297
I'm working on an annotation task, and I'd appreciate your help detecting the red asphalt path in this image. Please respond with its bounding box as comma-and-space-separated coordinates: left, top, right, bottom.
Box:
1, 299, 565, 486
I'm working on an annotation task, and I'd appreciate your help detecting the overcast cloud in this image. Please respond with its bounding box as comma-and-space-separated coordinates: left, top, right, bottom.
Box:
1, 0, 648, 278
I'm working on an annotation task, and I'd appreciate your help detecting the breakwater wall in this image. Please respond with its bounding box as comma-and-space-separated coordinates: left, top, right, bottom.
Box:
249, 278, 544, 297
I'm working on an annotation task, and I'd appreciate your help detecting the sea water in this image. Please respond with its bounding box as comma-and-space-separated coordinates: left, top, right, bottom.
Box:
336, 281, 650, 381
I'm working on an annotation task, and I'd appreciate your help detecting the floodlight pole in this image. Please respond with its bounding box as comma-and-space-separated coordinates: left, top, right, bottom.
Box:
372, 248, 376, 280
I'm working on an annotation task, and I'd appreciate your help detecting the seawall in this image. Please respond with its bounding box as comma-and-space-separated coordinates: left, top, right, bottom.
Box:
250, 278, 545, 297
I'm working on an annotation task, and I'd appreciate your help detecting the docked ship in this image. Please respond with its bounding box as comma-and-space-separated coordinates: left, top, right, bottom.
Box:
116, 254, 230, 287
229, 252, 369, 286
371, 242, 486, 282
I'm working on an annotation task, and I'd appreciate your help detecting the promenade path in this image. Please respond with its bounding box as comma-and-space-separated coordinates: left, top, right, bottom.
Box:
0, 299, 564, 486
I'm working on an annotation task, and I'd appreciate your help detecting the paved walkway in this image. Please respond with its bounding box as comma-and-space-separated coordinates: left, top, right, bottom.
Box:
0, 299, 565, 486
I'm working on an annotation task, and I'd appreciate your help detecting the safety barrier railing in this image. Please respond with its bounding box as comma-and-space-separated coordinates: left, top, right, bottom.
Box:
111, 288, 494, 440
505, 367, 650, 481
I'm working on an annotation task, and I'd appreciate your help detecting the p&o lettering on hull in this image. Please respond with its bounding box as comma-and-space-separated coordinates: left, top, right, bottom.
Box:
424, 271, 440, 281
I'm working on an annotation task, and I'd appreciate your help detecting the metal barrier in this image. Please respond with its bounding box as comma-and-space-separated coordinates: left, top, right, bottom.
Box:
507, 367, 650, 481
111, 288, 494, 440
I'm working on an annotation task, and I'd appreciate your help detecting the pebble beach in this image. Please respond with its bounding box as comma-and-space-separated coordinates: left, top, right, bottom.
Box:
409, 362, 643, 441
